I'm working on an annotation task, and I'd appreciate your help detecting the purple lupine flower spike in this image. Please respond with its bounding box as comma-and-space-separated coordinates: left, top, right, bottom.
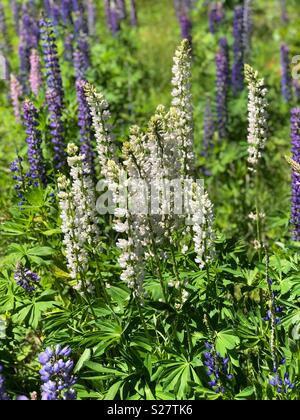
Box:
43, 0, 52, 17
290, 108, 300, 240
179, 12, 192, 43
208, 2, 224, 34
73, 33, 90, 80
76, 79, 95, 173
203, 342, 233, 394
39, 346, 77, 400
64, 33, 74, 62
40, 18, 66, 169
117, 0, 126, 20
11, 0, 20, 34
232, 6, 244, 95
0, 365, 9, 400
10, 155, 26, 205
18, 34, 30, 91
19, 4, 39, 91
280, 0, 289, 23
29, 49, 42, 96
87, 0, 96, 35
74, 0, 88, 35
14, 262, 41, 292
243, 0, 253, 61
0, 1, 8, 43
23, 100, 47, 187
216, 37, 229, 139
10, 74, 23, 122
61, 0, 73, 26
280, 44, 292, 102
130, 0, 138, 27
104, 0, 120, 35
202, 99, 215, 158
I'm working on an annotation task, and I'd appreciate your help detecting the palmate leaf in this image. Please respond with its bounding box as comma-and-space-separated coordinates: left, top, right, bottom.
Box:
215, 330, 240, 356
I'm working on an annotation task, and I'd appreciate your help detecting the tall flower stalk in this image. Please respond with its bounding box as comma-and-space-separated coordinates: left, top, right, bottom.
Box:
76, 79, 94, 173
202, 99, 215, 159
29, 49, 42, 96
216, 37, 229, 140
243, 0, 253, 61
232, 6, 245, 95
280, 44, 292, 103
245, 64, 268, 172
208, 2, 224, 34
40, 18, 66, 169
10, 74, 23, 123
58, 144, 99, 288
290, 108, 300, 241
84, 82, 116, 179
130, 0, 138, 27
171, 39, 194, 177
23, 100, 47, 187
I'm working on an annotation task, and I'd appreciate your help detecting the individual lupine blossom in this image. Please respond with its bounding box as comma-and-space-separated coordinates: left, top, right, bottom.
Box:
290, 108, 300, 240
280, 44, 292, 103
10, 74, 23, 123
40, 18, 66, 169
73, 33, 90, 80
208, 2, 224, 34
0, 365, 9, 400
84, 82, 116, 179
243, 0, 253, 61
76, 79, 94, 173
130, 0, 138, 27
203, 342, 233, 394
23, 100, 47, 187
14, 262, 40, 293
171, 39, 194, 177
58, 144, 99, 283
216, 37, 229, 140
10, 156, 26, 205
244, 64, 268, 172
38, 346, 77, 400
202, 99, 215, 159
190, 182, 214, 268
29, 49, 42, 96
232, 6, 245, 95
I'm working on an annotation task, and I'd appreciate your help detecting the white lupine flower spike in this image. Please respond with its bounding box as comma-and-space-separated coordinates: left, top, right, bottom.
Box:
245, 64, 269, 172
